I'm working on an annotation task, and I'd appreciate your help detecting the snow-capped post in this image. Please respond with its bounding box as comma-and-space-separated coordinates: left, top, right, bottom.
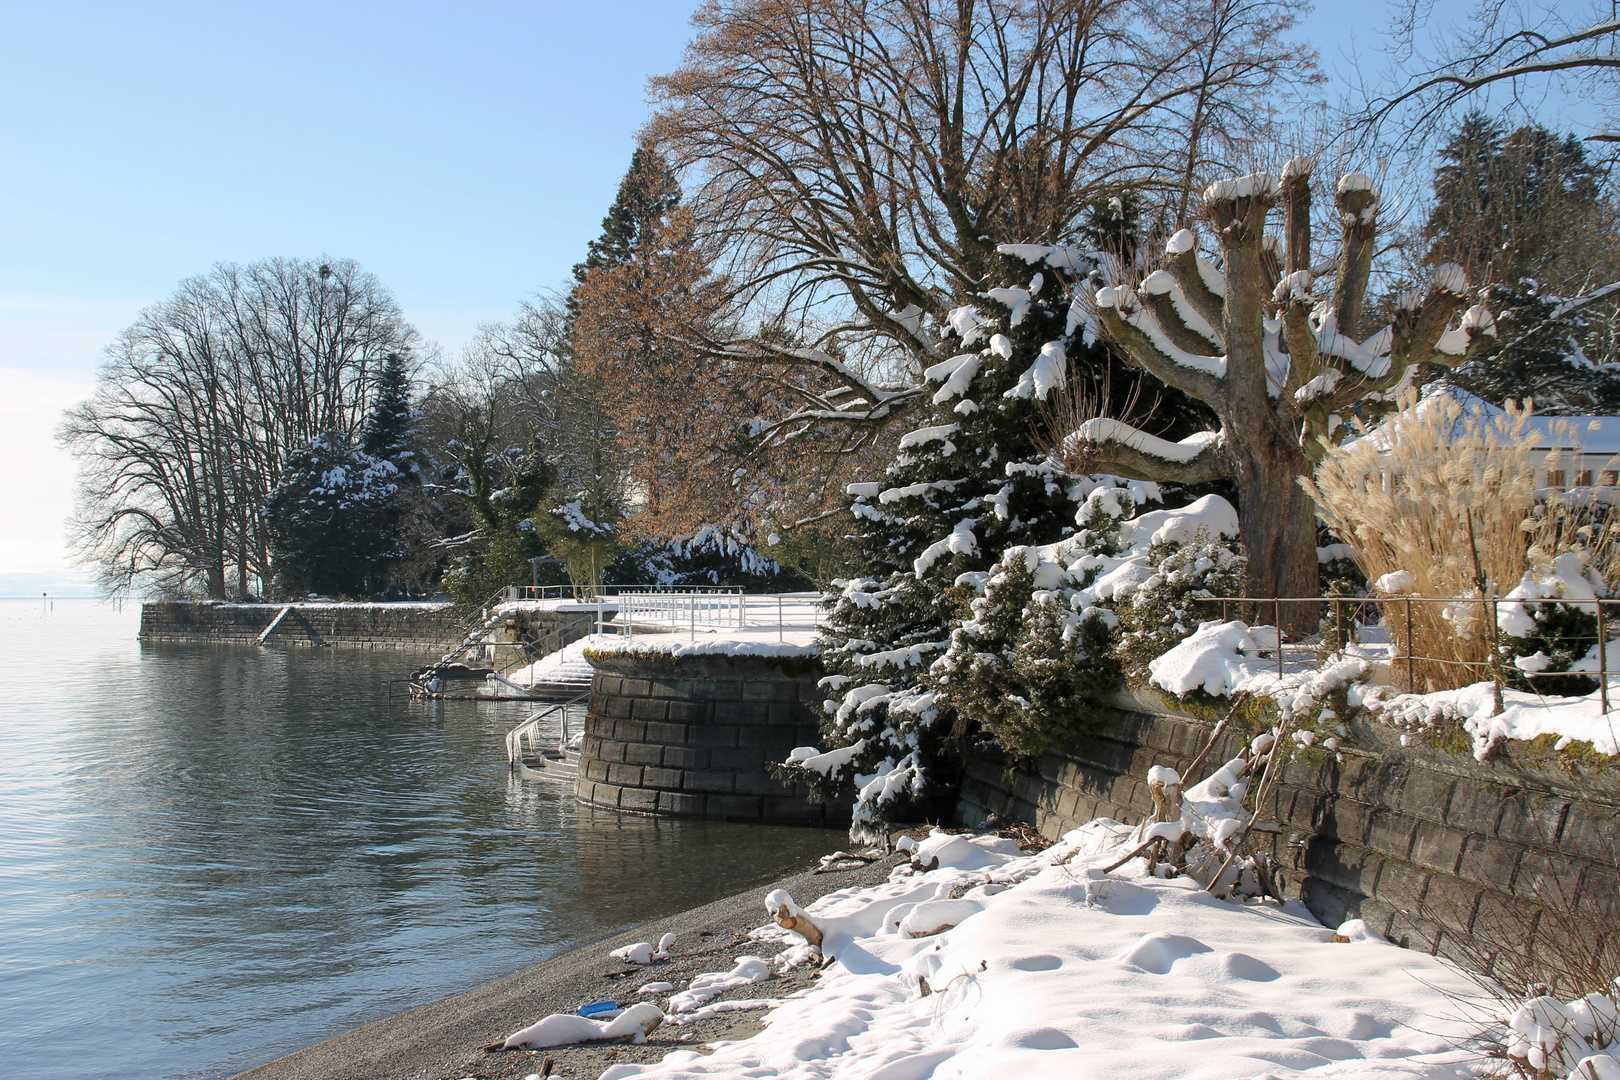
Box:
1074, 162, 1498, 635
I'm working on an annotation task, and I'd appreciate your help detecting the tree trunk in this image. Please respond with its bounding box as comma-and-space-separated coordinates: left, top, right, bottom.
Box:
1232, 437, 1319, 639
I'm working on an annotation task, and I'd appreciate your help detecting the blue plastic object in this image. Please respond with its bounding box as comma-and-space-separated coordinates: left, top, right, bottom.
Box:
578, 999, 619, 1018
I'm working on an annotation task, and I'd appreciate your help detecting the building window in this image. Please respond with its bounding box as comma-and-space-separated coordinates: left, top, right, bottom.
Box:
1603, 471, 1618, 486
1548, 470, 1566, 489
1577, 470, 1594, 487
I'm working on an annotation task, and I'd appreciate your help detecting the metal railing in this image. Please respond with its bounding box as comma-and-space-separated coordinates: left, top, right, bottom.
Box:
498, 583, 746, 602
1200, 594, 1619, 713
505, 692, 590, 765
616, 589, 746, 631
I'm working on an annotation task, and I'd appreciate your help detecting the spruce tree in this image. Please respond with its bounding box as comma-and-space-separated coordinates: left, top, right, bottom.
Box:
264, 435, 404, 597
566, 143, 681, 324
1426, 114, 1620, 411
788, 248, 1114, 839
1426, 115, 1612, 289
361, 353, 415, 460
266, 358, 417, 597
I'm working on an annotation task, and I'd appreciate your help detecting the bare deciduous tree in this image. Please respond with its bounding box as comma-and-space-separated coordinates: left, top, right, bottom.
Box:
1363, 2, 1620, 154
649, 0, 1318, 444
60, 258, 419, 598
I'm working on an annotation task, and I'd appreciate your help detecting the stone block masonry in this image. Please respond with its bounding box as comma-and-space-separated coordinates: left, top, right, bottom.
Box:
139, 601, 463, 650
957, 688, 1620, 987
576, 651, 846, 826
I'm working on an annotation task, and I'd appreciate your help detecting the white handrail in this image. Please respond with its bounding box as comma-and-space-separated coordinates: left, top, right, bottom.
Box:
505, 693, 590, 765
617, 589, 745, 630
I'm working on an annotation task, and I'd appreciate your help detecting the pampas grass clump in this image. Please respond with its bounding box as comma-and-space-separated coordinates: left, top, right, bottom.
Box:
1303, 391, 1602, 692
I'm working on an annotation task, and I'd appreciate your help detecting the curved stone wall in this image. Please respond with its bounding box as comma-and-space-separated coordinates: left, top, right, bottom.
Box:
957, 688, 1620, 986
575, 650, 845, 825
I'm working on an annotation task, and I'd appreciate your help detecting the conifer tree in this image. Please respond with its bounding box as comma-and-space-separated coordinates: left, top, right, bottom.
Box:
568, 143, 681, 316
556, 141, 686, 571
786, 248, 1113, 838
361, 353, 416, 461
1424, 115, 1620, 412
264, 436, 404, 597
1448, 281, 1620, 414
265, 355, 418, 597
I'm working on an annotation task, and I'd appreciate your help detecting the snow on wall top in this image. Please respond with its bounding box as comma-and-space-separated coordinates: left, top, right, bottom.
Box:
586, 638, 818, 660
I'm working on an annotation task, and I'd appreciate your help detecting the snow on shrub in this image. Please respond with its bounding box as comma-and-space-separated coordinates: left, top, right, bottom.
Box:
1499, 987, 1620, 1079
792, 247, 1117, 839
1497, 551, 1606, 697
1114, 505, 1247, 683
929, 485, 1134, 757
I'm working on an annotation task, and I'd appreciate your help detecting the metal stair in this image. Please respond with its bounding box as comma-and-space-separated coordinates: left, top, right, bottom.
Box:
409, 589, 598, 700
505, 694, 588, 783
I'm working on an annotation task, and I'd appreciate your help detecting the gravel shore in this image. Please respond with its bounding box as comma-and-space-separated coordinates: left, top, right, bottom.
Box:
232, 853, 901, 1080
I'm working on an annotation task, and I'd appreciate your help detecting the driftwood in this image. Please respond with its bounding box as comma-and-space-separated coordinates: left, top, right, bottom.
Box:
767, 892, 824, 947
1101, 700, 1289, 905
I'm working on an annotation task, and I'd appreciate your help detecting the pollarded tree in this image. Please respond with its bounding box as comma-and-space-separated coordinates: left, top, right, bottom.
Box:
1073, 162, 1500, 633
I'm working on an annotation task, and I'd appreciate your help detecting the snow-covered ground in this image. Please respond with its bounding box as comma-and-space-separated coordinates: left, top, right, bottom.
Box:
502, 822, 1523, 1080
485, 594, 823, 692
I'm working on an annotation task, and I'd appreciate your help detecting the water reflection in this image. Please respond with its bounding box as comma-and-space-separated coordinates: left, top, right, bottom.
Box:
0, 602, 841, 1080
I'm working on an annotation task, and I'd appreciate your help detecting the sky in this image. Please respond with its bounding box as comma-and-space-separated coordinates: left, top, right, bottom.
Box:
0, 0, 1580, 587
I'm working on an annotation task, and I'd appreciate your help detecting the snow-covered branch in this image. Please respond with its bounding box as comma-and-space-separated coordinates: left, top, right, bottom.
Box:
1162, 232, 1227, 344
1061, 419, 1227, 485
1093, 287, 1229, 408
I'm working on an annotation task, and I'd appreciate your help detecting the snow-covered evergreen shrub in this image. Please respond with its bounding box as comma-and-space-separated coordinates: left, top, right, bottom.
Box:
1497, 551, 1607, 697
930, 485, 1135, 756
442, 447, 565, 609
789, 247, 1115, 840
1115, 514, 1247, 682
605, 525, 812, 589
1317, 524, 1365, 598
265, 433, 406, 598
266, 353, 418, 598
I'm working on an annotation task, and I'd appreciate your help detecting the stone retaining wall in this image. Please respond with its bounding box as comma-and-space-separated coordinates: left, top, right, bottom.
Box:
957, 690, 1620, 985
575, 650, 845, 825
139, 601, 462, 650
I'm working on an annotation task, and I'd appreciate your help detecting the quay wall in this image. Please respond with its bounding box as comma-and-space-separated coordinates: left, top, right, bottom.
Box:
138, 601, 462, 650
574, 650, 846, 826
956, 689, 1620, 986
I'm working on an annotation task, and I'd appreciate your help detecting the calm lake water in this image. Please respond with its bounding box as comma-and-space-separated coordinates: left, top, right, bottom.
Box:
0, 599, 843, 1080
